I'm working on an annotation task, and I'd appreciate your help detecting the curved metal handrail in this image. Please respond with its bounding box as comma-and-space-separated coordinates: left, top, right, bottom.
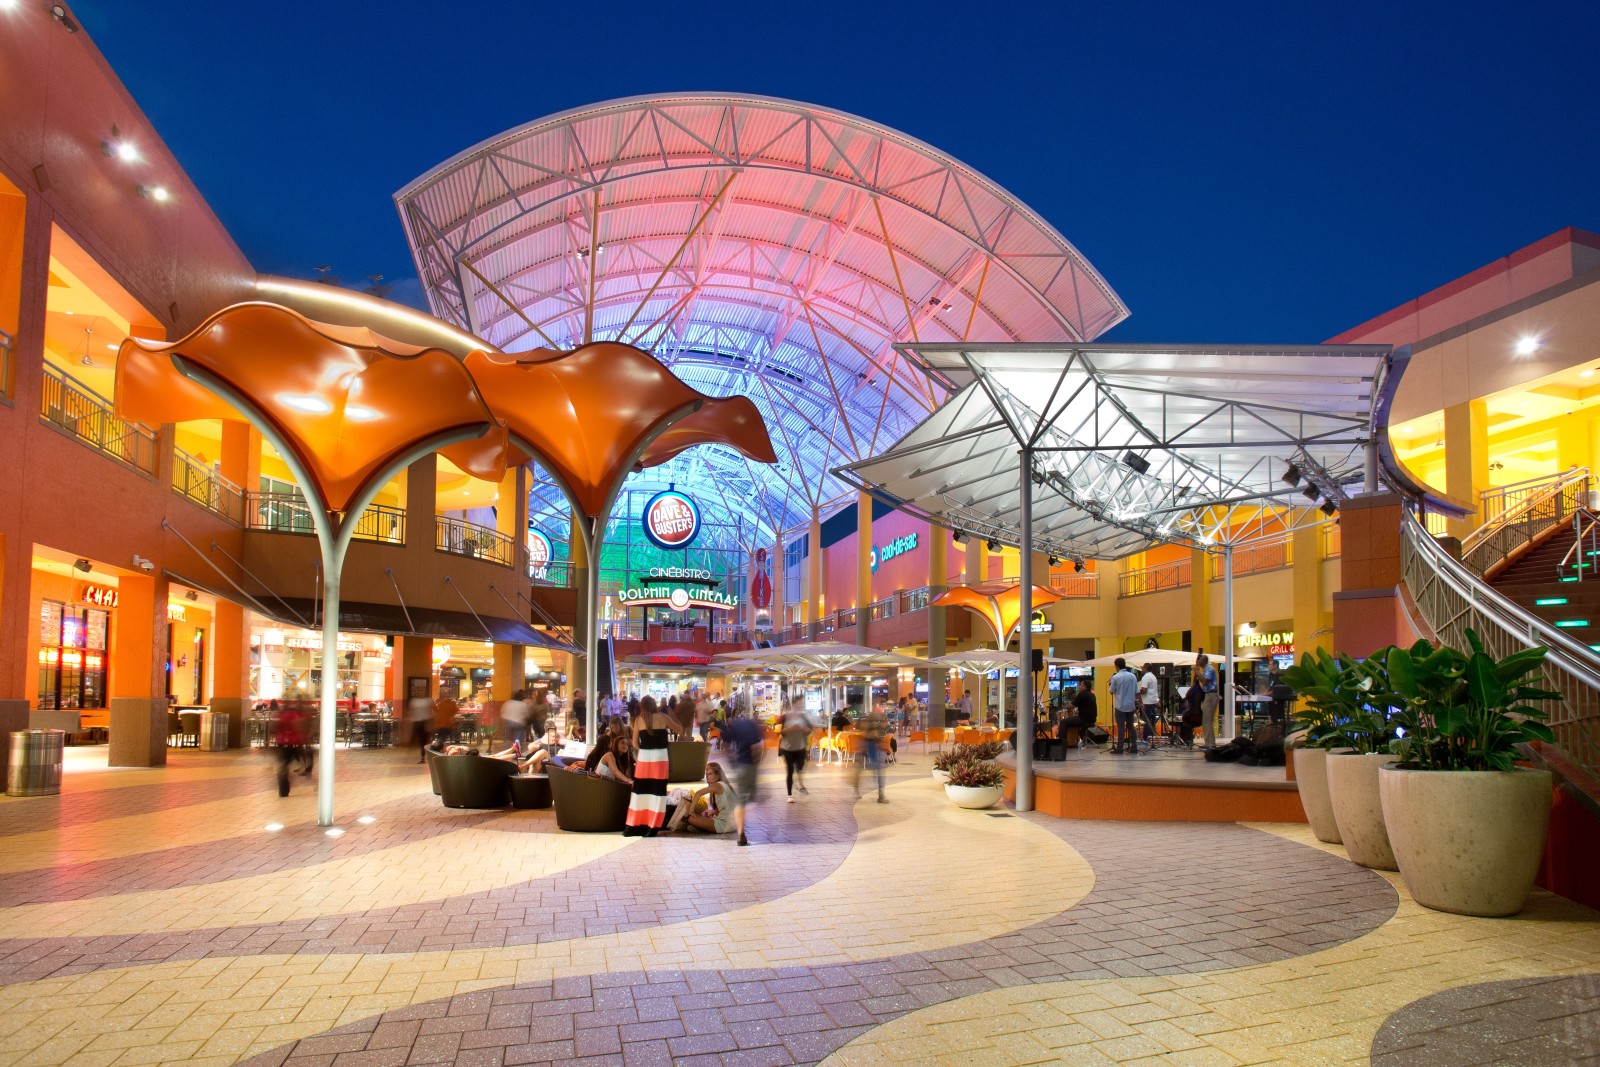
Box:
1400, 510, 1600, 774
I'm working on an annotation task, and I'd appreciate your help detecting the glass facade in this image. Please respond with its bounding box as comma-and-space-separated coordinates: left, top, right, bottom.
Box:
36, 599, 109, 710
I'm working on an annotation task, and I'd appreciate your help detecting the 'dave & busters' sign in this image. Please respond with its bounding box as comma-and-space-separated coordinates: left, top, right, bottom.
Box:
616, 567, 740, 613
642, 489, 701, 550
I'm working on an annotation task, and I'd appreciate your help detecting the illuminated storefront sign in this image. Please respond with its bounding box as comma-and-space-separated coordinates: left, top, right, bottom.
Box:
642, 489, 701, 550
617, 582, 740, 612
81, 584, 118, 608
166, 603, 186, 621
286, 636, 363, 653
869, 531, 918, 571
1238, 630, 1292, 650
527, 528, 552, 579
1030, 609, 1053, 633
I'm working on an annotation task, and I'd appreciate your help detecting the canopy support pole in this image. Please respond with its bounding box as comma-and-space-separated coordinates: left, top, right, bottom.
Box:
1016, 447, 1035, 813
1223, 543, 1236, 742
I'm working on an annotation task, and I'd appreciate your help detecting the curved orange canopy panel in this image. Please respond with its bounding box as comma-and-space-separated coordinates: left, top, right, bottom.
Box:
932, 583, 1064, 644
451, 342, 778, 516
636, 395, 779, 470
115, 303, 509, 512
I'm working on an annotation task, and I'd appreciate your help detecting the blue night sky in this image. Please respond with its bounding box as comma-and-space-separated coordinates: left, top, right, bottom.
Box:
74, 0, 1600, 343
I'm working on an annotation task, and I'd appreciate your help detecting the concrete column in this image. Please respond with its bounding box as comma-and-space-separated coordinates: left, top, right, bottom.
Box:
407, 453, 437, 552
962, 537, 985, 709
1291, 524, 1327, 660
209, 599, 249, 748
806, 508, 822, 626
1557, 417, 1592, 475
1444, 399, 1489, 540
1189, 547, 1214, 660
496, 466, 528, 572
927, 523, 948, 728
0, 531, 27, 775
568, 513, 590, 710
400, 635, 435, 745
771, 535, 785, 631
856, 491, 872, 645
493, 643, 525, 704
109, 570, 170, 767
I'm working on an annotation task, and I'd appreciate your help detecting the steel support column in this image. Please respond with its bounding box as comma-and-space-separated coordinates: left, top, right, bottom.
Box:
1222, 543, 1236, 741
1015, 447, 1034, 813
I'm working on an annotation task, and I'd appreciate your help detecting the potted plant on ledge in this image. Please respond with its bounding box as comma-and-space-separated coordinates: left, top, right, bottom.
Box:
943, 756, 1005, 809
1380, 630, 1559, 917
1321, 655, 1405, 871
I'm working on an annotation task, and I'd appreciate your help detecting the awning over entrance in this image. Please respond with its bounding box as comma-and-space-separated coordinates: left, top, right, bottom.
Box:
835, 342, 1400, 558
165, 570, 579, 652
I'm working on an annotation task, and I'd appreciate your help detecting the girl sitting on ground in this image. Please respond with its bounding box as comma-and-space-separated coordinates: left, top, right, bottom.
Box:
677, 761, 738, 835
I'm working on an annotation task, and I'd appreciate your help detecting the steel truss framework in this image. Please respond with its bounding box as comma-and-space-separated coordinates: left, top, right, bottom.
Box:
397, 94, 1127, 548
836, 342, 1399, 559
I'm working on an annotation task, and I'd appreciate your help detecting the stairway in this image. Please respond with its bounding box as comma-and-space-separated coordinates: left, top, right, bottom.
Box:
1488, 509, 1600, 650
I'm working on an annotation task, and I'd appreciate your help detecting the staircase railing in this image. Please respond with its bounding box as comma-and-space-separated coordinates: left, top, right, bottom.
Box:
1557, 512, 1600, 583
1460, 467, 1589, 575
1401, 510, 1600, 777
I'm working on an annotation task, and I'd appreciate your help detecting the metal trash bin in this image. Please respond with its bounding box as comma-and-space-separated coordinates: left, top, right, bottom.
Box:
8, 729, 65, 797
199, 712, 230, 752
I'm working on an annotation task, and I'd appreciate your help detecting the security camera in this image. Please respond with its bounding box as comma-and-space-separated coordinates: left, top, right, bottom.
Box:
132, 554, 154, 572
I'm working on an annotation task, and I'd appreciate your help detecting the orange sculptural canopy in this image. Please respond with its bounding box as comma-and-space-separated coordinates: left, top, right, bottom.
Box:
116, 303, 510, 512
932, 583, 1064, 643
448, 342, 778, 516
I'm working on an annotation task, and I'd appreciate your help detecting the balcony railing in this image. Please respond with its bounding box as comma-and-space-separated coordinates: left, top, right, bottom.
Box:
1323, 521, 1342, 559
1, 329, 13, 400
246, 491, 405, 544
172, 447, 244, 524
39, 364, 157, 475
1211, 536, 1291, 581
435, 515, 513, 565
1118, 557, 1192, 597
528, 557, 572, 586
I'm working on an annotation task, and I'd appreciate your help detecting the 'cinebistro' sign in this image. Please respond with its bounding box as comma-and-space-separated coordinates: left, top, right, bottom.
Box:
617, 568, 740, 613
869, 531, 918, 571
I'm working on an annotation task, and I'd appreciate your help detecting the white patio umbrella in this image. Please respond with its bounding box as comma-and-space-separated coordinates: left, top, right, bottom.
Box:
1074, 647, 1202, 669
930, 649, 1027, 730
718, 642, 930, 734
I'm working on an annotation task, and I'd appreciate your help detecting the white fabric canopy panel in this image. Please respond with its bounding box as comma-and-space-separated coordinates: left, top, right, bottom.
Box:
835, 342, 1397, 558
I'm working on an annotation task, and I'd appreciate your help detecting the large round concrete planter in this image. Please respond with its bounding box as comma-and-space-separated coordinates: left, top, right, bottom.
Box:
931, 768, 951, 784
945, 783, 1002, 809
1379, 766, 1553, 917
1291, 747, 1343, 844
1326, 752, 1399, 870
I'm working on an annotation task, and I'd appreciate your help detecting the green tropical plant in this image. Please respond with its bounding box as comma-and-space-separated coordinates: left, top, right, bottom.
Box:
933, 742, 998, 770
1280, 648, 1396, 752
1384, 630, 1558, 771
944, 757, 1005, 789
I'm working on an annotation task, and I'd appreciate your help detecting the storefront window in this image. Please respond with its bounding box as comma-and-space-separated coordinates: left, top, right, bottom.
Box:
37, 600, 109, 710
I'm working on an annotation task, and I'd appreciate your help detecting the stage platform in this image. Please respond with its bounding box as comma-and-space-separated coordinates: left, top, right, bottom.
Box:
994, 746, 1307, 823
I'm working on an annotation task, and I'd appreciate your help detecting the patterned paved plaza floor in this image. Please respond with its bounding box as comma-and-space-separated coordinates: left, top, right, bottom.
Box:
0, 745, 1593, 1066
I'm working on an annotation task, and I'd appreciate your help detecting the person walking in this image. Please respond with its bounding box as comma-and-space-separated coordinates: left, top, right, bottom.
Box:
778, 696, 813, 802
853, 704, 889, 802
623, 695, 672, 836
408, 692, 435, 763
1196, 653, 1221, 750
694, 691, 715, 741
719, 707, 765, 845
274, 703, 308, 797
1108, 657, 1139, 754
500, 689, 531, 750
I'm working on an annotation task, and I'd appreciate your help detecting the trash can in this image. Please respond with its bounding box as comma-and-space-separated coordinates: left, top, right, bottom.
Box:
200, 712, 230, 752
8, 729, 65, 797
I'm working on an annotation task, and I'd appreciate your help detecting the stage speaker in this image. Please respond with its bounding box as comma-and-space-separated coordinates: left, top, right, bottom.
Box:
1031, 648, 1044, 673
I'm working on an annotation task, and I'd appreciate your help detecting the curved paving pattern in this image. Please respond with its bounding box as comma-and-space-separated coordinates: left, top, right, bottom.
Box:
0, 746, 1593, 1066
1370, 974, 1600, 1066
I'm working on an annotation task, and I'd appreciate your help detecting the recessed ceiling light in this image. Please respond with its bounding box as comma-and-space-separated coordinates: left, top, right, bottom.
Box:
1583, 369, 1595, 379
1515, 336, 1541, 356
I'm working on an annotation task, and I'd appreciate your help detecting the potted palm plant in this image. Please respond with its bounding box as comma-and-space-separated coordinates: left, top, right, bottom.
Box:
943, 756, 1005, 809
1321, 656, 1403, 871
1379, 631, 1558, 917
930, 746, 963, 783
1281, 648, 1363, 844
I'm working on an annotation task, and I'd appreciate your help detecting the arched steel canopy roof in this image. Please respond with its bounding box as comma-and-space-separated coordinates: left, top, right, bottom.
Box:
396, 94, 1128, 538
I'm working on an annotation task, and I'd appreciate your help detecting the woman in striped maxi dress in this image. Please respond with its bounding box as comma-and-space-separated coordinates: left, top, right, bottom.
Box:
624, 695, 672, 836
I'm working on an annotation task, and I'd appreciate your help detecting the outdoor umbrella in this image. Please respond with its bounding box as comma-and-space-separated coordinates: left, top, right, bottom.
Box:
930, 649, 1029, 730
